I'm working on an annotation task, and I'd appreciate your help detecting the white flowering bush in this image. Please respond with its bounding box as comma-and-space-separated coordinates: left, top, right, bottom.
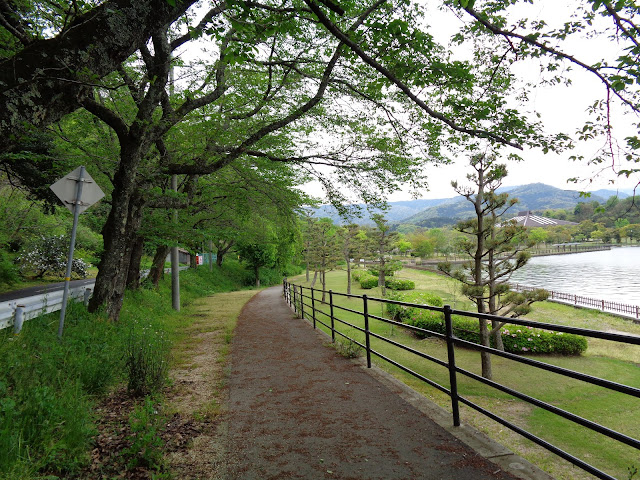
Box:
15, 235, 89, 279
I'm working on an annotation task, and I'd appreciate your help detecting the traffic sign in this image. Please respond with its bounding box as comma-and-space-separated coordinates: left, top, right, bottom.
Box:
50, 166, 104, 214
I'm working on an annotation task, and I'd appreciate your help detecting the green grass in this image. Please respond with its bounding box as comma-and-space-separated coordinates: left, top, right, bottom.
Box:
0, 259, 279, 478
289, 267, 640, 480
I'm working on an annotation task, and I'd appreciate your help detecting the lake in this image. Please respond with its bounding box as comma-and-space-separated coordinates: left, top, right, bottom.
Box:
509, 246, 640, 306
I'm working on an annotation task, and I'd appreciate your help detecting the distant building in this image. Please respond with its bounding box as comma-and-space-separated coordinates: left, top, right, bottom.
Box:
508, 211, 578, 228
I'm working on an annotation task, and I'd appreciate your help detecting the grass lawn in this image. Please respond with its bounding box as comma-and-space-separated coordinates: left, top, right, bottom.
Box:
289, 267, 640, 480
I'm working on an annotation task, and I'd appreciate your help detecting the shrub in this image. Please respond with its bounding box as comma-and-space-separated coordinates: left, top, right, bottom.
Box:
15, 235, 89, 279
386, 291, 443, 322
351, 269, 367, 281
359, 275, 379, 289
385, 278, 415, 290
403, 314, 588, 355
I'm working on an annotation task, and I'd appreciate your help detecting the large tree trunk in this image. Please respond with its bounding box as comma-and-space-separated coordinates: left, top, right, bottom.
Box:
126, 235, 145, 290
310, 270, 318, 289
0, 0, 197, 154
148, 244, 171, 288
255, 265, 261, 287
88, 146, 143, 320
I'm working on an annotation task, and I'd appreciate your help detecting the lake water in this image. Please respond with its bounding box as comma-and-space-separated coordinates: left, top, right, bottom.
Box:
509, 246, 640, 306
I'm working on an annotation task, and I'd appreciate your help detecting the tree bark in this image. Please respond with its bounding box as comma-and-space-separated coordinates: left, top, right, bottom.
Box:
88, 144, 144, 320
126, 235, 145, 290
255, 265, 260, 287
148, 244, 171, 288
0, 0, 197, 154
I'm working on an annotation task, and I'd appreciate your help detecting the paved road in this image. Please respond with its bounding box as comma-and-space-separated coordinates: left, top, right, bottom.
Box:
226, 286, 527, 480
0, 278, 95, 303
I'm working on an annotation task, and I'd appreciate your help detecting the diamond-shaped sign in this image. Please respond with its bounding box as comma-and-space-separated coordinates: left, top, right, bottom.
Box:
50, 166, 105, 214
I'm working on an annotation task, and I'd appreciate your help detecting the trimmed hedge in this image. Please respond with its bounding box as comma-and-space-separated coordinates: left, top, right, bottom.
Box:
385, 278, 415, 291
359, 275, 379, 289
386, 291, 587, 356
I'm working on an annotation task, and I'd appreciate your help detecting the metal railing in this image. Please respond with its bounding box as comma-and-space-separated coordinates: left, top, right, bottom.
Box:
512, 283, 640, 319
283, 280, 640, 480
0, 266, 190, 332
0, 283, 94, 333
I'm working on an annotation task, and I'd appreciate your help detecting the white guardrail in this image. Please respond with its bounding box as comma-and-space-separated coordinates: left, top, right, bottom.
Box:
0, 282, 94, 332
0, 266, 190, 333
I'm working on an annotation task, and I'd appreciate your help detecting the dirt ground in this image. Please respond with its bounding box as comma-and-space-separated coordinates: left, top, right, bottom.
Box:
224, 286, 520, 480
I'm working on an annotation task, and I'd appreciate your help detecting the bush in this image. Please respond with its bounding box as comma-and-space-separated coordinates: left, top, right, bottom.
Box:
385, 291, 587, 355
402, 314, 587, 355
15, 235, 89, 279
359, 275, 379, 289
385, 278, 415, 290
386, 291, 444, 322
351, 269, 367, 282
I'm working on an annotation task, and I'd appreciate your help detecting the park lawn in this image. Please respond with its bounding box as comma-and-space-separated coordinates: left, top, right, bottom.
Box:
290, 268, 640, 480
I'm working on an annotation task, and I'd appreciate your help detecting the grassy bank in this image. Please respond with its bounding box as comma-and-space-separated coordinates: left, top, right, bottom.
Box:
290, 268, 640, 480
0, 260, 279, 479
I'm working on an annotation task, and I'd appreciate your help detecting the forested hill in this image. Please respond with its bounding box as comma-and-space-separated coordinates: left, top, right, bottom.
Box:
311, 198, 454, 225
398, 183, 610, 228
311, 183, 629, 227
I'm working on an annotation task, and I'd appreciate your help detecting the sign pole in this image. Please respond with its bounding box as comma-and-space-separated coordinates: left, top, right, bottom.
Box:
58, 166, 86, 338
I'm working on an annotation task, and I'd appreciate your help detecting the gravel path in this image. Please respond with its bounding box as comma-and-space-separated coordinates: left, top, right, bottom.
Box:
226, 286, 520, 480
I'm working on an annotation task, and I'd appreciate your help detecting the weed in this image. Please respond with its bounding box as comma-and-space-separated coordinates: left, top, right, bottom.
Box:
125, 320, 170, 397
333, 338, 362, 359
123, 397, 165, 471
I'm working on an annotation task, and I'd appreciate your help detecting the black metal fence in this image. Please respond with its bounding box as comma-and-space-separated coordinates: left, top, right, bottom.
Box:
283, 280, 640, 480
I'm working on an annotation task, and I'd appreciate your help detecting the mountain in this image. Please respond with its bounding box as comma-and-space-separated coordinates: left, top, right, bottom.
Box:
589, 189, 631, 200
311, 198, 453, 225
397, 183, 607, 228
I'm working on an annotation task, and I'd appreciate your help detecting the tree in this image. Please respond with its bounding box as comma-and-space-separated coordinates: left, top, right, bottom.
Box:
438, 154, 547, 380
236, 242, 277, 288
305, 218, 341, 301
368, 214, 399, 297
338, 223, 365, 295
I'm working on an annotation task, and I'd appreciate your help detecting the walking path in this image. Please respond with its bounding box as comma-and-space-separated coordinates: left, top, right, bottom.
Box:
226, 286, 550, 480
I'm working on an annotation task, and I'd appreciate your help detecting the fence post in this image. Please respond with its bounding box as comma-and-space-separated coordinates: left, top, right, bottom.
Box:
13, 305, 24, 334
292, 284, 298, 316
83, 288, 92, 307
574, 295, 577, 305
311, 287, 316, 329
444, 304, 460, 427
363, 295, 371, 368
329, 290, 335, 342
601, 299, 605, 311
637, 306, 639, 319
300, 285, 305, 320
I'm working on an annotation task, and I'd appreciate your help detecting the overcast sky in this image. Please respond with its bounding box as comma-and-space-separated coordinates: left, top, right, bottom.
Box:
308, 0, 640, 202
